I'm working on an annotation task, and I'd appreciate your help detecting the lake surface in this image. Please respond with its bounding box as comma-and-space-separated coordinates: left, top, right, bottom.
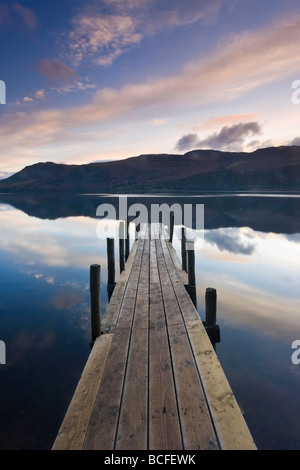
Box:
0, 192, 299, 450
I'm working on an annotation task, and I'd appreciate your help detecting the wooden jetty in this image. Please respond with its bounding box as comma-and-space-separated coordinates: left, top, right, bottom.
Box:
52, 223, 256, 451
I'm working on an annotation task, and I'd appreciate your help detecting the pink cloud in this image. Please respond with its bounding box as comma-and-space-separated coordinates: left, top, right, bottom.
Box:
0, 2, 38, 30
13, 2, 38, 30
38, 58, 78, 83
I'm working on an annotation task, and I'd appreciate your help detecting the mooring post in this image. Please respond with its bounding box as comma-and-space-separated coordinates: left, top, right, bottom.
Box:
181, 227, 187, 272
119, 221, 125, 273
135, 211, 140, 238
205, 288, 217, 326
125, 218, 130, 261
187, 242, 197, 308
170, 213, 174, 243
90, 264, 101, 345
205, 287, 220, 346
107, 237, 116, 299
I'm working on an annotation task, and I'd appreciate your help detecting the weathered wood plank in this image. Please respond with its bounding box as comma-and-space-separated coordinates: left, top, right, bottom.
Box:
115, 227, 150, 449
168, 323, 219, 450
159, 233, 199, 323
82, 326, 132, 450
53, 222, 256, 452
52, 333, 113, 450
155, 237, 184, 326
132, 237, 149, 330
149, 323, 183, 450
160, 224, 188, 285
161, 239, 199, 321
115, 327, 148, 450
101, 239, 138, 333
116, 235, 145, 329
186, 319, 257, 450
149, 234, 182, 450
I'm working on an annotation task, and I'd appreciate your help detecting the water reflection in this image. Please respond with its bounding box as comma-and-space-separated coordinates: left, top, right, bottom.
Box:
0, 192, 299, 449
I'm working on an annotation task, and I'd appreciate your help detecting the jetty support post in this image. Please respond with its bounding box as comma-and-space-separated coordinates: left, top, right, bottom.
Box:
135, 210, 140, 238
125, 218, 130, 261
90, 264, 101, 345
107, 237, 116, 300
204, 287, 220, 346
169, 212, 174, 244
119, 221, 125, 273
187, 241, 197, 308
181, 226, 187, 272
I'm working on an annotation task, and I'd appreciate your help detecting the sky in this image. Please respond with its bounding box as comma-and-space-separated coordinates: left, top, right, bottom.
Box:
1, 0, 300, 177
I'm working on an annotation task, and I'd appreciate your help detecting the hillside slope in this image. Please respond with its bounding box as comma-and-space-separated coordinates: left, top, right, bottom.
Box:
0, 146, 299, 192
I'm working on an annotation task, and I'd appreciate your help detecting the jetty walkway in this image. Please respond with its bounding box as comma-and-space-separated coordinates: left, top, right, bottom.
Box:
52, 223, 256, 450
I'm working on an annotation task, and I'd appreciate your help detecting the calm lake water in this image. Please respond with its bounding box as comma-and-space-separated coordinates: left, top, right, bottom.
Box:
0, 192, 299, 450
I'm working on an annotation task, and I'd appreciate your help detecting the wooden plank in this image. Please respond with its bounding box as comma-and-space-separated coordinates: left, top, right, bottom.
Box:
159, 234, 199, 323
160, 224, 188, 285
52, 333, 113, 450
148, 233, 182, 450
168, 323, 219, 450
158, 225, 256, 449
115, 327, 148, 450
116, 235, 145, 329
115, 226, 149, 449
186, 319, 257, 450
155, 237, 184, 326
149, 323, 183, 450
101, 239, 139, 333
154, 231, 218, 449
82, 327, 131, 450
133, 237, 149, 330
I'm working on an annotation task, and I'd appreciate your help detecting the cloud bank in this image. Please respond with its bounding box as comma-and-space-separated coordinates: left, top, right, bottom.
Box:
176, 122, 262, 151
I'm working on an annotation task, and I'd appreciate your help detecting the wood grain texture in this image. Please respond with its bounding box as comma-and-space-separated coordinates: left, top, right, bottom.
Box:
53, 223, 256, 451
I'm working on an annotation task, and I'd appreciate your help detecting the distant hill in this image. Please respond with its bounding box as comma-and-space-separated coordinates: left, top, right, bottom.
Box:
0, 146, 300, 192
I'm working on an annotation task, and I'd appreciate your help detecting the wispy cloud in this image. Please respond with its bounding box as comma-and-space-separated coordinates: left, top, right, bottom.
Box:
12, 2, 38, 30
65, 0, 232, 66
2, 12, 300, 166
38, 58, 78, 84
0, 2, 38, 30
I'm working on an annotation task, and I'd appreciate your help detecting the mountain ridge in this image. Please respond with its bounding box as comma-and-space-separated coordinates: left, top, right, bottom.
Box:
1, 146, 300, 192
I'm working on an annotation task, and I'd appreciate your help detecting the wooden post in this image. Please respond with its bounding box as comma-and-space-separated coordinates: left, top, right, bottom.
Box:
187, 242, 197, 308
205, 288, 217, 326
107, 238, 116, 299
181, 227, 187, 272
90, 264, 101, 344
169, 213, 174, 243
119, 221, 125, 273
135, 211, 140, 238
125, 218, 130, 261
204, 287, 220, 346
